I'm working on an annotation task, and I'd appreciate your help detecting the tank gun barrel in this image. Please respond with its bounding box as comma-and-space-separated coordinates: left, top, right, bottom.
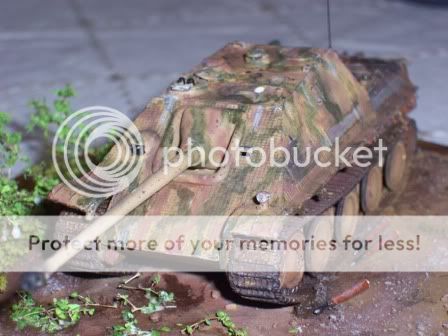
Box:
43, 156, 191, 272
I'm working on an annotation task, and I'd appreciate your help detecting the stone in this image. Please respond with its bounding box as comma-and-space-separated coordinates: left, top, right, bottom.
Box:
149, 312, 161, 322
225, 303, 238, 311
441, 295, 448, 304
211, 290, 221, 299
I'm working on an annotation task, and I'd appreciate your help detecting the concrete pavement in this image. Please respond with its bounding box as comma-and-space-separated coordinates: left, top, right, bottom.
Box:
0, 0, 447, 166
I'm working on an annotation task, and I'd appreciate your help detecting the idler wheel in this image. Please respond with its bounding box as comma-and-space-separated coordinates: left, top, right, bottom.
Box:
335, 186, 360, 241
384, 141, 408, 192
361, 165, 383, 213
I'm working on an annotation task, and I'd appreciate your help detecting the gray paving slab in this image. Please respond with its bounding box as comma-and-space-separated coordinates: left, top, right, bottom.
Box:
0, 37, 108, 91
0, 0, 447, 174
274, 0, 448, 48
76, 0, 279, 29
94, 27, 296, 77
0, 0, 79, 32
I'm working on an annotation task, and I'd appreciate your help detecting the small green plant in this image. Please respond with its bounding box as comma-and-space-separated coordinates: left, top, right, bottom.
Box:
27, 84, 110, 175
288, 326, 303, 334
0, 85, 111, 291
111, 274, 175, 336
0, 177, 35, 216
0, 84, 110, 217
0, 86, 80, 291
0, 85, 80, 216
111, 310, 171, 336
0, 112, 25, 178
0, 110, 36, 215
27, 85, 76, 138
181, 311, 248, 336
111, 310, 141, 336
10, 273, 250, 335
116, 274, 176, 314
10, 292, 100, 333
10, 274, 176, 335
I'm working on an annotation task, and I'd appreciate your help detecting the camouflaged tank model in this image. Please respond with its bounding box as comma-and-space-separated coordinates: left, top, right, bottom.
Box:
48, 41, 417, 305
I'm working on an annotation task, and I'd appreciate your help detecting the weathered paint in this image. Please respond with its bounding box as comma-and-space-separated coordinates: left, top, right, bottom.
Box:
48, 42, 416, 257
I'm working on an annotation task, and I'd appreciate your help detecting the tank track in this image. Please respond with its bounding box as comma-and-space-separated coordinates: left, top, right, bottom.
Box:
226, 119, 417, 305
53, 200, 127, 273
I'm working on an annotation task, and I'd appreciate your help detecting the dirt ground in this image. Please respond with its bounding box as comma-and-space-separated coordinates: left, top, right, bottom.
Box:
0, 143, 447, 336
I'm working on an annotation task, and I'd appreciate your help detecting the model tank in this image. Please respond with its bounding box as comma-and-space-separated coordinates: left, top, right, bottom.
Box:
47, 41, 417, 305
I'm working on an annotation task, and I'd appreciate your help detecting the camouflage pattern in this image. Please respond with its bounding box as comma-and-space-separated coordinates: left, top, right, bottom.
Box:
49, 41, 415, 251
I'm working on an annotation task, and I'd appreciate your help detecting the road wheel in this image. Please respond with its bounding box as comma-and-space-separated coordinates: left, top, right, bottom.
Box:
305, 208, 335, 272
361, 165, 383, 214
278, 230, 305, 289
335, 186, 360, 241
384, 141, 408, 192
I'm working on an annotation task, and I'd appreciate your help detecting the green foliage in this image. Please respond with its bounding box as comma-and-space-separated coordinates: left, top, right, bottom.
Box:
112, 310, 140, 336
215, 311, 248, 336
0, 86, 73, 215
0, 176, 35, 216
288, 326, 303, 334
111, 274, 175, 336
26, 84, 109, 166
10, 292, 96, 334
0, 112, 25, 176
10, 273, 250, 335
27, 84, 109, 174
150, 273, 161, 286
0, 84, 112, 305
141, 287, 175, 315
0, 84, 111, 217
0, 111, 31, 216
27, 85, 75, 138
0, 86, 113, 274
111, 310, 170, 336
25, 163, 61, 203
0, 161, 59, 217
116, 274, 175, 315
0, 87, 83, 290
181, 311, 248, 336
112, 313, 131, 335
8, 273, 176, 336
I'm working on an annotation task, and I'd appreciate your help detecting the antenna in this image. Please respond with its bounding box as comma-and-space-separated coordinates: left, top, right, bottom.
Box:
326, 0, 333, 49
